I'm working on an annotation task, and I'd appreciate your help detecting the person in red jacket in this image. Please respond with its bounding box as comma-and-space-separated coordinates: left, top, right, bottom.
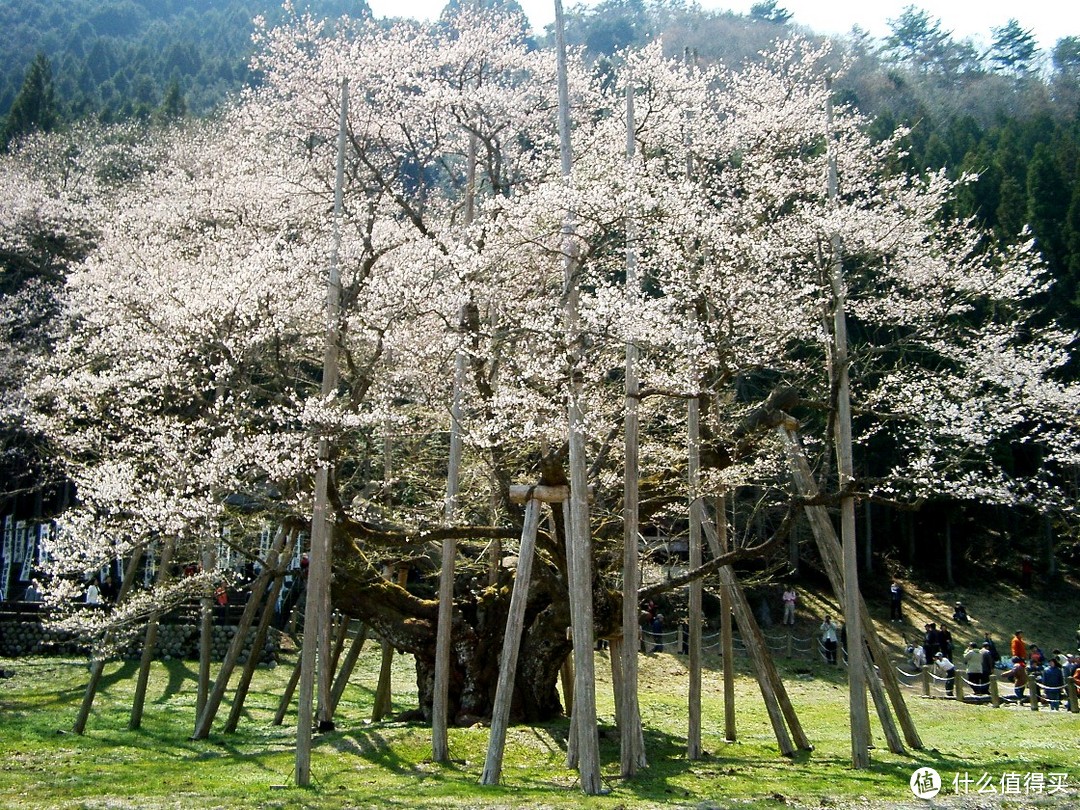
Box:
1010, 630, 1026, 661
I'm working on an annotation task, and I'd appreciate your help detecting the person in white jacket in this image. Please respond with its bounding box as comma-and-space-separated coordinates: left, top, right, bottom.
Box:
933, 652, 956, 696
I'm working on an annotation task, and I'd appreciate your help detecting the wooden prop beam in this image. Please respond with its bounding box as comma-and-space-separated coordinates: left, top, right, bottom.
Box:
699, 506, 811, 755
779, 424, 923, 751
481, 498, 542, 785
73, 546, 146, 735
193, 526, 289, 739
129, 536, 175, 730
224, 531, 297, 733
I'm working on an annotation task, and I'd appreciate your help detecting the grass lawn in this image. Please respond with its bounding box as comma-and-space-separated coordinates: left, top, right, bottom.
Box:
1, 630, 1078, 810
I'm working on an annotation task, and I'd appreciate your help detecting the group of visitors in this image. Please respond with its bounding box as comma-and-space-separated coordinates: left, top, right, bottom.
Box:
1002, 630, 1078, 710
912, 626, 1078, 709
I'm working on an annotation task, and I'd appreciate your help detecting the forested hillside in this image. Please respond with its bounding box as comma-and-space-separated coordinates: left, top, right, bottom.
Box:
0, 0, 367, 122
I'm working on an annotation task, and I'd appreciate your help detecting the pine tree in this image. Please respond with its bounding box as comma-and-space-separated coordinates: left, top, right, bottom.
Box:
1, 54, 57, 151
155, 79, 187, 125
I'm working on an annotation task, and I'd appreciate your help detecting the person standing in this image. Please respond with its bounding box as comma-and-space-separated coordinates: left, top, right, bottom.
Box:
1039, 658, 1065, 710
889, 581, 903, 621
980, 641, 994, 690
1010, 630, 1026, 662
939, 624, 954, 660
933, 652, 956, 697
1003, 656, 1028, 702
781, 584, 797, 626
983, 633, 1000, 666
85, 581, 101, 605
820, 616, 839, 665
923, 623, 941, 659
964, 641, 987, 696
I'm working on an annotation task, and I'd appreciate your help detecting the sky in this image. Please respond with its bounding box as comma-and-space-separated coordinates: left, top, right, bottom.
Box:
362, 0, 1079, 52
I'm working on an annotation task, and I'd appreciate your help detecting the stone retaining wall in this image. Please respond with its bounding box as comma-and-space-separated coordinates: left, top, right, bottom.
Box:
0, 609, 280, 663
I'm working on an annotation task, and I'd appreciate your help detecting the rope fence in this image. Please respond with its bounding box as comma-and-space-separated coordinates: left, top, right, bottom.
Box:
639, 626, 816, 659
635, 625, 1079, 713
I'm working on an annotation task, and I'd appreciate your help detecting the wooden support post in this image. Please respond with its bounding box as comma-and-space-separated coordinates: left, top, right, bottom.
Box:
560, 649, 575, 718
1066, 679, 1078, 713
194, 527, 288, 739
480, 499, 542, 785
989, 674, 1000, 708
223, 544, 294, 734
554, 0, 601, 792
779, 426, 922, 752
1029, 680, 1039, 711
609, 635, 623, 726
329, 622, 367, 717
130, 537, 175, 730
372, 565, 409, 722
273, 653, 304, 726
955, 672, 965, 702
687, 396, 703, 760
619, 77, 647, 779
699, 508, 810, 754
73, 546, 145, 735
922, 668, 930, 698
717, 494, 736, 743
433, 302, 469, 762
196, 541, 215, 723
296, 76, 347, 788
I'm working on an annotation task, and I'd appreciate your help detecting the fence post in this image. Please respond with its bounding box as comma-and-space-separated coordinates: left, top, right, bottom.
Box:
1066, 679, 1078, 713
989, 675, 999, 708
1029, 679, 1039, 711
955, 672, 964, 702
921, 668, 930, 698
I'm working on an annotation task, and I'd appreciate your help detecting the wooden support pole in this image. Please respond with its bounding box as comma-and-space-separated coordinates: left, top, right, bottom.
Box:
922, 668, 930, 698
989, 674, 1000, 708
609, 635, 623, 726
194, 527, 288, 739
1029, 680, 1039, 711
717, 494, 736, 743
73, 545, 145, 735
296, 76, 348, 787
1066, 679, 1078, 713
130, 537, 175, 730
779, 426, 922, 752
329, 622, 367, 716
224, 544, 294, 733
273, 652, 304, 726
619, 73, 647, 779
687, 397, 702, 760
433, 270, 471, 762
700, 509, 809, 755
554, 0, 601, 791
481, 499, 542, 785
372, 566, 409, 722
561, 647, 575, 718
196, 540, 216, 723
825, 81, 869, 770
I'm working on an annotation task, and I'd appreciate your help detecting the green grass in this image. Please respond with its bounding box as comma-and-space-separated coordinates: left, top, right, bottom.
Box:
2, 641, 1078, 809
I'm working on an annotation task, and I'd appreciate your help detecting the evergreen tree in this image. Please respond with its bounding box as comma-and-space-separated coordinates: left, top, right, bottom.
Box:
749, 1, 792, 24
1, 53, 57, 151
155, 78, 186, 124
988, 19, 1039, 76
882, 6, 950, 73
1026, 143, 1069, 272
